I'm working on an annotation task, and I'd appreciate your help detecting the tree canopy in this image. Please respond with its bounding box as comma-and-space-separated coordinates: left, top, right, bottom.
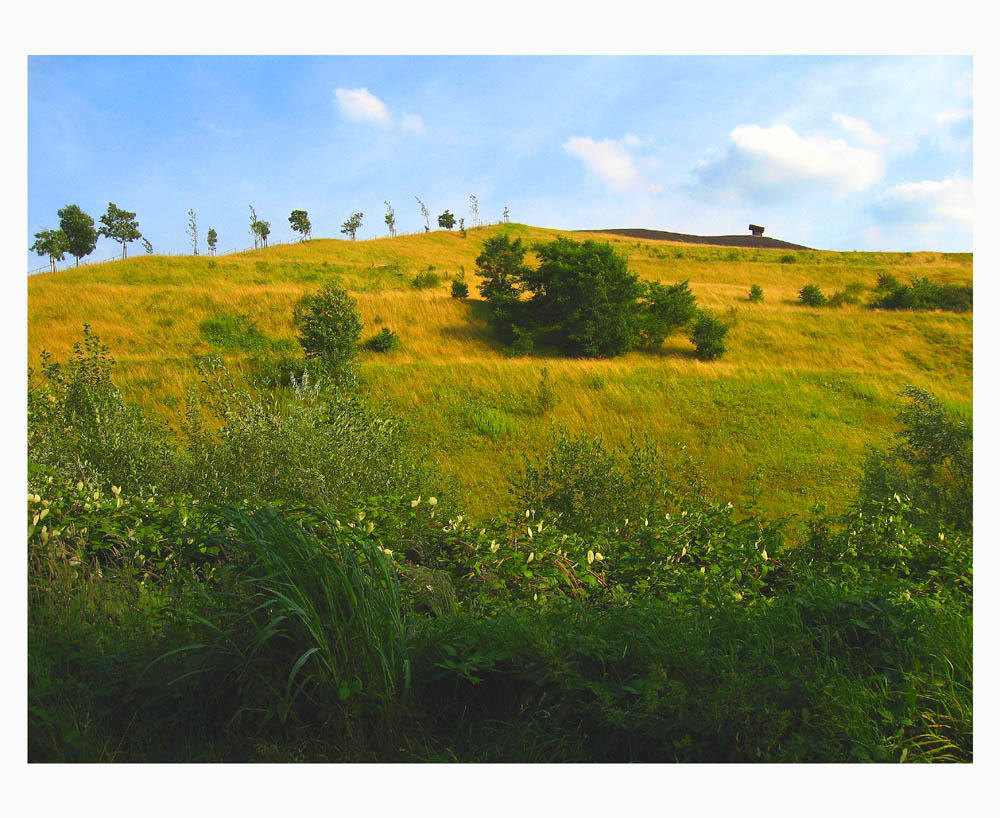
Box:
341, 212, 363, 241
438, 210, 455, 230
30, 229, 69, 273
98, 203, 142, 259
57, 205, 98, 266
289, 210, 312, 241
476, 235, 716, 359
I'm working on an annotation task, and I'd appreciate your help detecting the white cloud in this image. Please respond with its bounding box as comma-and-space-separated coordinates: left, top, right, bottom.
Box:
832, 113, 890, 147
692, 123, 885, 202
333, 87, 391, 126
934, 107, 972, 125
562, 135, 660, 194
873, 176, 972, 233
400, 113, 425, 133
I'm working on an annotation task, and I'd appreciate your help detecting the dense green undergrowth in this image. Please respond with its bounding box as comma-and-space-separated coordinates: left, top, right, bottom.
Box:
27, 328, 972, 762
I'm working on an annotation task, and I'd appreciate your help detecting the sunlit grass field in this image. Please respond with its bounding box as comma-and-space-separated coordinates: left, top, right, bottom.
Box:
28, 223, 972, 518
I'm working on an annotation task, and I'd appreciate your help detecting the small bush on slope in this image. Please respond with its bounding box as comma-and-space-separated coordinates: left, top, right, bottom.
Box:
292, 282, 362, 376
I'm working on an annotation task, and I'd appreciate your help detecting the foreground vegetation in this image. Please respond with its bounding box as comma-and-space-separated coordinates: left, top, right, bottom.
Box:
28, 313, 972, 761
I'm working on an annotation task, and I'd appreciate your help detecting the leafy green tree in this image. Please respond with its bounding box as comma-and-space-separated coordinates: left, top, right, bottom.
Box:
30, 229, 68, 272
257, 220, 271, 249
438, 210, 456, 230
689, 309, 729, 360
384, 201, 396, 238
476, 234, 531, 345
57, 205, 97, 266
637, 280, 698, 349
341, 212, 363, 241
98, 202, 141, 259
187, 209, 199, 255
292, 283, 363, 375
521, 237, 643, 357
289, 210, 312, 241
206, 228, 218, 256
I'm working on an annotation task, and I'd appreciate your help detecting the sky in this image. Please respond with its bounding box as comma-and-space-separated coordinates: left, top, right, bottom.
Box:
27, 55, 973, 270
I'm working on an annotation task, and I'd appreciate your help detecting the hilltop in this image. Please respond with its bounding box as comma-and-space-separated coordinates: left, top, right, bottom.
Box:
27, 223, 972, 518
580, 227, 813, 250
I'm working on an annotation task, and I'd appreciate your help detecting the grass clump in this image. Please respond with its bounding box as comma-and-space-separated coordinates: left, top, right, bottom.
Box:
200, 312, 270, 352
412, 271, 441, 289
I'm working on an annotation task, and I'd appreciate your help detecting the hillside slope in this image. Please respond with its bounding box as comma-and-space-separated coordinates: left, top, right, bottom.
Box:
28, 223, 972, 518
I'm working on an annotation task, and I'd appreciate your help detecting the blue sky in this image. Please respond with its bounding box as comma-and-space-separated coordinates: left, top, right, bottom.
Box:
27, 55, 973, 270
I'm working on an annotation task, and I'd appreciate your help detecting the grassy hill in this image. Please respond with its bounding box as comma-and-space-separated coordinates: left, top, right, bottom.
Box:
27, 223, 972, 519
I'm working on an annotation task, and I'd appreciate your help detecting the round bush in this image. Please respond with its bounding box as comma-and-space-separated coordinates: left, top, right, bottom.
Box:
798, 284, 827, 307
689, 310, 729, 360
292, 283, 362, 373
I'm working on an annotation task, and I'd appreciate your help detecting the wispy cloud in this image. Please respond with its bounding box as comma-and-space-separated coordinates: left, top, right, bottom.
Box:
400, 113, 425, 133
872, 176, 972, 233
333, 87, 391, 126
832, 113, 890, 147
562, 134, 661, 194
692, 123, 885, 202
934, 107, 972, 125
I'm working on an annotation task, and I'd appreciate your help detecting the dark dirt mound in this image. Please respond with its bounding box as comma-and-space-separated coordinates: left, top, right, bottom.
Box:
579, 228, 813, 251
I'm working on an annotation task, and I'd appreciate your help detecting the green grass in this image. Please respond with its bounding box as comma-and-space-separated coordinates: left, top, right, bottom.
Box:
28, 223, 972, 521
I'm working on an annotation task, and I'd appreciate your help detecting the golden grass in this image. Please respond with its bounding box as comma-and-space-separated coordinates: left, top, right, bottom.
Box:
28, 223, 972, 517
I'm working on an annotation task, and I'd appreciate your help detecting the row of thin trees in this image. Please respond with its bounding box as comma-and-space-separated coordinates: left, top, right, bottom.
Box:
31, 196, 512, 272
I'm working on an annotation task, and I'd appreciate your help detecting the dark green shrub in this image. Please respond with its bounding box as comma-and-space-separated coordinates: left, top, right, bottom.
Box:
637, 280, 698, 349
28, 326, 178, 493
507, 325, 535, 357
511, 430, 682, 532
450, 279, 469, 299
859, 386, 972, 532
780, 253, 797, 264
366, 327, 400, 352
748, 284, 764, 303
292, 283, 362, 375
798, 284, 827, 306
181, 359, 429, 511
476, 234, 531, 345
521, 237, 643, 357
872, 277, 972, 312
689, 309, 729, 360
412, 271, 440, 289
876, 273, 900, 291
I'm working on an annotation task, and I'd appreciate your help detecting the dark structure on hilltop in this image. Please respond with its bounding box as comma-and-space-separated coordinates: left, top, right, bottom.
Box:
749, 224, 765, 237
579, 228, 812, 251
